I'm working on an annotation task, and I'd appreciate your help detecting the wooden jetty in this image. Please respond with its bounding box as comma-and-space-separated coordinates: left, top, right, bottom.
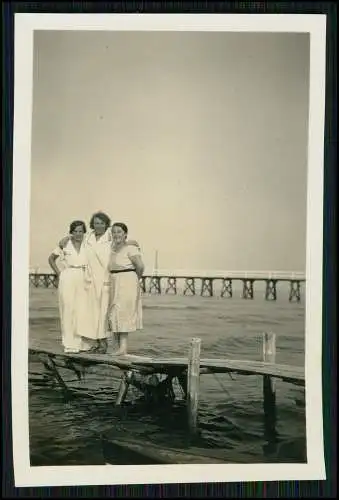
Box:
101, 434, 307, 465
102, 436, 234, 465
29, 272, 305, 302
29, 333, 305, 454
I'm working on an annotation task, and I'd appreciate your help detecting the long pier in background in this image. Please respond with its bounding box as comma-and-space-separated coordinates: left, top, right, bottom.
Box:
29, 272, 305, 302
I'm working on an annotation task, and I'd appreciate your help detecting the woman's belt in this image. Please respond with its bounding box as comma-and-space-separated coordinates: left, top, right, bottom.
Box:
68, 265, 86, 269
109, 268, 135, 274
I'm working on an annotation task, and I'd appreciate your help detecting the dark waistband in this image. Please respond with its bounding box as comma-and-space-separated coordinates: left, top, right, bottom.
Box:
109, 268, 135, 274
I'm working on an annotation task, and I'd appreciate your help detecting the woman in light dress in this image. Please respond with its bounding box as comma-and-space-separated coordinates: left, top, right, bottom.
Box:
58, 211, 139, 354
108, 223, 145, 356
48, 220, 92, 353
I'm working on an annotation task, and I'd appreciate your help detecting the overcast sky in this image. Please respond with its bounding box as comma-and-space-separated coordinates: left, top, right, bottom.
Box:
29, 30, 310, 273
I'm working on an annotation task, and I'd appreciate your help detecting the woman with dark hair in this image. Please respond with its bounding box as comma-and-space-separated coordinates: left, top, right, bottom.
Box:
48, 220, 92, 353
58, 211, 139, 354
108, 222, 145, 356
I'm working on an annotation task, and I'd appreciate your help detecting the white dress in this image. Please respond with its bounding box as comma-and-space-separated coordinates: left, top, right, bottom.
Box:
81, 230, 112, 340
52, 241, 92, 352
108, 245, 143, 333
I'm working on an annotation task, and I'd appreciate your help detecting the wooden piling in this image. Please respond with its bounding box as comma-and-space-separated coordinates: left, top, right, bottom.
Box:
221, 278, 233, 298
242, 279, 254, 299
289, 280, 301, 302
187, 338, 201, 434
201, 278, 214, 297
177, 373, 188, 399
262, 332, 277, 441
149, 276, 161, 294
115, 370, 132, 406
265, 279, 277, 301
140, 276, 146, 293
165, 277, 177, 295
183, 278, 196, 296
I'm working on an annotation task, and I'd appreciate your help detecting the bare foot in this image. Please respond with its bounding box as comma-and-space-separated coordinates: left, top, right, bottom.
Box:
84, 346, 101, 353
95, 345, 107, 354
112, 349, 127, 356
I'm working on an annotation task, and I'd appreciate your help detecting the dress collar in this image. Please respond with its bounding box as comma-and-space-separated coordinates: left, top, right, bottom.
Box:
87, 229, 112, 245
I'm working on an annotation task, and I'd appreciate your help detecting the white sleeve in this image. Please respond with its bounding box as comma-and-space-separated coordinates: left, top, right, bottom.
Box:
127, 246, 141, 259
51, 246, 63, 257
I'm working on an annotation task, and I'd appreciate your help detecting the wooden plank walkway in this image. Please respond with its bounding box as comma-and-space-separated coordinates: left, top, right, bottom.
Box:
29, 332, 305, 447
102, 437, 230, 464
29, 342, 304, 385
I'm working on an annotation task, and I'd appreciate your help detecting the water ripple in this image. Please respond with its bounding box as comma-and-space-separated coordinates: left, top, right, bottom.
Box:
29, 289, 306, 465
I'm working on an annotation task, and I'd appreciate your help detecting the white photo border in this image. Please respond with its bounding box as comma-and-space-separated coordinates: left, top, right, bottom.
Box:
12, 13, 327, 487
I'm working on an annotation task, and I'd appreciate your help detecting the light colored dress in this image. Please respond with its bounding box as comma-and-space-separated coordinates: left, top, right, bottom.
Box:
52, 241, 92, 352
81, 229, 112, 340
108, 245, 143, 333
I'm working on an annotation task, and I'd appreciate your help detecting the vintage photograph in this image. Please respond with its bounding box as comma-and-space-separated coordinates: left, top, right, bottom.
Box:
12, 14, 326, 487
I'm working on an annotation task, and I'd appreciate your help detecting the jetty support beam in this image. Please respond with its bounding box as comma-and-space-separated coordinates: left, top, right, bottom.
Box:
221, 278, 233, 298
242, 279, 254, 299
187, 338, 201, 435
177, 373, 188, 399
201, 278, 214, 297
165, 277, 177, 294
183, 278, 196, 296
149, 276, 161, 294
262, 332, 277, 442
39, 354, 72, 399
265, 279, 277, 301
140, 276, 146, 293
115, 370, 133, 406
289, 280, 301, 302
122, 370, 176, 404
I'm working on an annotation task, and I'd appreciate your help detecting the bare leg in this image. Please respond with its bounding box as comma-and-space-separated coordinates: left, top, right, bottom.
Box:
112, 333, 120, 355
112, 333, 128, 356
119, 333, 128, 355
113, 333, 120, 349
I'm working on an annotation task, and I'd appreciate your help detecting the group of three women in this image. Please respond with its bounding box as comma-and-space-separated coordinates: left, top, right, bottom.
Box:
48, 211, 144, 356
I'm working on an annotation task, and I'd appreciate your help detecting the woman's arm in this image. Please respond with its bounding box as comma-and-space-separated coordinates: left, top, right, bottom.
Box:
48, 253, 61, 276
129, 255, 145, 279
59, 236, 70, 249
126, 239, 140, 249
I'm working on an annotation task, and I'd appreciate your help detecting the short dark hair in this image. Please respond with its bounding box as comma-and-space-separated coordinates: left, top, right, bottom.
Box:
112, 222, 128, 235
89, 211, 111, 230
69, 220, 87, 234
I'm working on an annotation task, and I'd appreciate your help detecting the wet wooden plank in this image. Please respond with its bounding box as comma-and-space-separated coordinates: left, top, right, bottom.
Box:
29, 343, 304, 385
102, 437, 227, 464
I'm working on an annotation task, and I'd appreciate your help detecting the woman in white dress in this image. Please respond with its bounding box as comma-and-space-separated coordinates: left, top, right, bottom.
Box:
58, 211, 140, 354
108, 222, 145, 356
48, 220, 92, 353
